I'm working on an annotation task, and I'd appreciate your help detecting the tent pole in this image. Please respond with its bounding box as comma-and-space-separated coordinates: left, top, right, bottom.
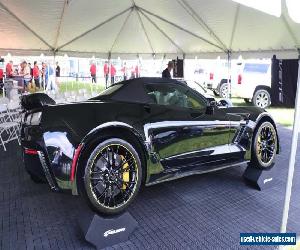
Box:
183, 53, 185, 80
138, 6, 225, 52
139, 11, 185, 54
53, 51, 57, 92
136, 7, 155, 54
177, 0, 227, 51
229, 4, 240, 50
57, 7, 132, 51
281, 15, 299, 51
0, 1, 53, 50
77, 58, 79, 91
227, 50, 232, 99
279, 51, 300, 239
109, 9, 133, 54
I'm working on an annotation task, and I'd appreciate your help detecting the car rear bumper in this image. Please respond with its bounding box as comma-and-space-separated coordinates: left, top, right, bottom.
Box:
23, 148, 46, 181
231, 85, 253, 99
21, 125, 60, 191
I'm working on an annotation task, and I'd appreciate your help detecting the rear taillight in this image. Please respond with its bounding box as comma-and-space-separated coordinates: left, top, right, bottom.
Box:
209, 73, 214, 80
24, 148, 38, 155
238, 74, 242, 84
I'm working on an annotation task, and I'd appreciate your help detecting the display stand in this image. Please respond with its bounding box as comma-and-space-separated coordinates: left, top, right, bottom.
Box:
243, 165, 278, 191
78, 202, 138, 249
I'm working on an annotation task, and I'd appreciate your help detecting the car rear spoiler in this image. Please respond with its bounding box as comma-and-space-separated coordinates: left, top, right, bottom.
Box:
21, 93, 56, 111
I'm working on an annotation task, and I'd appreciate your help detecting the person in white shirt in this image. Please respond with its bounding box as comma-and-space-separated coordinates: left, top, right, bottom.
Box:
19, 61, 31, 90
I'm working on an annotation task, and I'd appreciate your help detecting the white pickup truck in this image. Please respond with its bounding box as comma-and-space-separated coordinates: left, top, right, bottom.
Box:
231, 60, 272, 108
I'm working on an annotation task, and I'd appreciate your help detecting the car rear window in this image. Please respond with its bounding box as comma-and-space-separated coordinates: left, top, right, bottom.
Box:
243, 63, 269, 73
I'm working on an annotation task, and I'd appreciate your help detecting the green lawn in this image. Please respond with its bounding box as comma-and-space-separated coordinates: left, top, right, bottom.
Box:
266, 108, 295, 127
230, 98, 295, 127
58, 81, 105, 93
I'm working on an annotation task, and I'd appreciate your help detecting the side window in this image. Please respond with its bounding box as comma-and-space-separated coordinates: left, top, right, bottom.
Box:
145, 83, 206, 110
243, 63, 270, 73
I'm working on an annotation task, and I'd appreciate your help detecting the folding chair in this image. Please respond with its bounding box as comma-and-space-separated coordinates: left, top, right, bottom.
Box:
0, 97, 9, 104
0, 103, 20, 151
7, 101, 21, 122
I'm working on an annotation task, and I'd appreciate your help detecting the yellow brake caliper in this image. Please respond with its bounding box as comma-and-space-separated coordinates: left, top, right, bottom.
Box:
257, 136, 261, 154
120, 155, 129, 189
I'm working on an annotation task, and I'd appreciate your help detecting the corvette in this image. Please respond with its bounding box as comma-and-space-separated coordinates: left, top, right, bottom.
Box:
21, 77, 279, 215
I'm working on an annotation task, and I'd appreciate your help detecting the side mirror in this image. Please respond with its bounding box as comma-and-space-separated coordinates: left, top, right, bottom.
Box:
206, 100, 216, 115
218, 99, 233, 108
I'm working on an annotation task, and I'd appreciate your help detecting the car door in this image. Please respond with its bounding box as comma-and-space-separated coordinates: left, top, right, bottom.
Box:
144, 82, 233, 174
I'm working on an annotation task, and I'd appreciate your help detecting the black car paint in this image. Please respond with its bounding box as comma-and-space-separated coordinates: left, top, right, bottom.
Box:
21, 77, 279, 194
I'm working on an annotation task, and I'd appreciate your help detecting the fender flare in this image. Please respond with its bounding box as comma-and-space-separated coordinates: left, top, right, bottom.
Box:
254, 113, 280, 154
71, 122, 148, 194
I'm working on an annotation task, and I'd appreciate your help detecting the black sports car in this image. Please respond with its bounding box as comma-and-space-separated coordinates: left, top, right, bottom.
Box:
21, 77, 279, 215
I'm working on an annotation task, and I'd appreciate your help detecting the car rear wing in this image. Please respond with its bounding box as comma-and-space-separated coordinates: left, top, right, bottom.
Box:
21, 93, 56, 111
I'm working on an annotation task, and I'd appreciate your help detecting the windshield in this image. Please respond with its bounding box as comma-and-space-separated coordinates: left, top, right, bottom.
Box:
185, 80, 207, 94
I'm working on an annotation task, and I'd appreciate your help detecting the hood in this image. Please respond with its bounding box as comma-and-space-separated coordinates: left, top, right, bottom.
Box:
225, 106, 266, 121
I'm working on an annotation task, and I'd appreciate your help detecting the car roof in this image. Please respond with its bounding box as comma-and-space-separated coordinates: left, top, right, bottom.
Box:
117, 77, 185, 86
108, 77, 187, 103
94, 77, 208, 105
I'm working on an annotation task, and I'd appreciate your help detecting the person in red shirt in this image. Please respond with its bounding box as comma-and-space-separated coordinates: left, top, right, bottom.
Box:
90, 62, 97, 83
32, 61, 40, 89
110, 63, 116, 85
103, 61, 109, 87
5, 60, 14, 78
0, 68, 3, 84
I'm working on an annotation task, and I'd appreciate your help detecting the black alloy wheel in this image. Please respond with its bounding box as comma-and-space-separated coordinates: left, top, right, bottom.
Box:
84, 138, 142, 215
252, 121, 277, 169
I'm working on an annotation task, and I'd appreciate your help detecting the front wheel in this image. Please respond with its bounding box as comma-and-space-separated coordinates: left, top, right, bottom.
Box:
83, 138, 142, 215
250, 121, 277, 169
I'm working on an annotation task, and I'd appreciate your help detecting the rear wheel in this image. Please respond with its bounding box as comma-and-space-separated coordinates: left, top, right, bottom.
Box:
253, 89, 271, 108
250, 121, 277, 169
219, 82, 229, 98
83, 138, 142, 215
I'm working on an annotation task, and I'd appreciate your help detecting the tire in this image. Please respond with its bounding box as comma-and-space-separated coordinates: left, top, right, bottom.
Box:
250, 121, 277, 170
83, 138, 142, 215
253, 89, 271, 108
219, 82, 229, 98
244, 98, 251, 103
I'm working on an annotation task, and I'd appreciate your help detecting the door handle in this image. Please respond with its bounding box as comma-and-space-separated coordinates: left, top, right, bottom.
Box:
144, 104, 151, 113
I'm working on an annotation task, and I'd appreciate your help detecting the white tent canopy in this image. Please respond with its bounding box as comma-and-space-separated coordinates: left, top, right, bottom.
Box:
0, 0, 299, 59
